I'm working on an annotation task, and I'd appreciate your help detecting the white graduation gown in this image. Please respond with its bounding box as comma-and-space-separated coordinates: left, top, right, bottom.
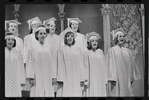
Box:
46, 34, 62, 93
27, 39, 54, 97
23, 33, 37, 91
74, 32, 88, 54
5, 47, 26, 97
56, 45, 83, 97
83, 49, 108, 97
47, 34, 62, 78
106, 45, 141, 97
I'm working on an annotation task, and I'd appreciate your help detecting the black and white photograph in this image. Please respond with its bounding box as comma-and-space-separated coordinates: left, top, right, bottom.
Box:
5, 4, 144, 97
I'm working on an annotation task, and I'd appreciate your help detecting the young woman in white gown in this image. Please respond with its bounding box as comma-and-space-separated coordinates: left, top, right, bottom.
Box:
56, 28, 84, 97
26, 24, 54, 97
106, 28, 141, 96
5, 32, 26, 97
83, 32, 108, 97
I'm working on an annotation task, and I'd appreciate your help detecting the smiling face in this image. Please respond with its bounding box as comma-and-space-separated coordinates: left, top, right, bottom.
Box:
70, 22, 78, 32
47, 23, 56, 34
6, 37, 15, 50
66, 32, 74, 46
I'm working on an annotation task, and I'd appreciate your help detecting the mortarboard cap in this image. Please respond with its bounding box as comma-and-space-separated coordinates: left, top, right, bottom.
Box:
60, 27, 77, 39
67, 18, 82, 27
5, 20, 21, 30
35, 24, 47, 32
5, 31, 15, 39
86, 31, 101, 42
43, 17, 56, 25
27, 17, 42, 30
111, 28, 126, 40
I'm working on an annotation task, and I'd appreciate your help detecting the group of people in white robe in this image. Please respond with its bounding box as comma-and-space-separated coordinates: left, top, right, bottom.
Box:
5, 16, 141, 97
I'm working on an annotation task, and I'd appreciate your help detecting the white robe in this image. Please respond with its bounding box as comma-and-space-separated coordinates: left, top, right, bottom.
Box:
74, 32, 88, 54
15, 36, 26, 83
56, 45, 83, 97
23, 33, 38, 92
83, 49, 108, 97
47, 34, 62, 78
106, 45, 141, 97
26, 38, 54, 97
46, 34, 62, 93
5, 47, 26, 97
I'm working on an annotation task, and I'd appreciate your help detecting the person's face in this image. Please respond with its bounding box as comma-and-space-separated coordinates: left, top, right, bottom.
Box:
47, 23, 56, 33
37, 29, 47, 44
6, 37, 15, 49
8, 23, 17, 33
90, 36, 98, 50
117, 32, 124, 44
66, 32, 74, 46
70, 22, 78, 32
31, 21, 39, 30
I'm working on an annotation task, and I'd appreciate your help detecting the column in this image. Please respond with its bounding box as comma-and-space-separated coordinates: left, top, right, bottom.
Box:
13, 4, 20, 36
100, 4, 111, 55
139, 4, 145, 58
57, 4, 66, 33
13, 4, 20, 21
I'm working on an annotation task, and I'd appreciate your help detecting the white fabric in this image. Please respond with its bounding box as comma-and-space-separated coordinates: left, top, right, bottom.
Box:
5, 47, 26, 97
36, 27, 46, 32
70, 20, 78, 24
106, 45, 141, 96
56, 45, 84, 97
83, 49, 108, 97
5, 35, 15, 39
46, 34, 62, 93
26, 38, 54, 97
23, 33, 37, 91
14, 36, 26, 90
46, 34, 62, 79
89, 36, 97, 41
9, 23, 17, 26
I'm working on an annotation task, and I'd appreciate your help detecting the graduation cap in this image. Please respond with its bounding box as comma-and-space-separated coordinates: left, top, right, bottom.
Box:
111, 28, 126, 40
5, 31, 15, 39
35, 24, 47, 32
86, 31, 101, 42
5, 20, 22, 36
67, 18, 82, 27
5, 20, 21, 30
27, 17, 42, 30
43, 17, 56, 25
60, 27, 77, 39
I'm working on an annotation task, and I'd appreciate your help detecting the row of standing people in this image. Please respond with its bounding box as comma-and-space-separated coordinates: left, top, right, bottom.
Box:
5, 17, 141, 97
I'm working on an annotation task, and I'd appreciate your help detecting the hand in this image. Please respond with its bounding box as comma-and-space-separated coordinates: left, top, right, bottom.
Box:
57, 81, 63, 88
111, 81, 116, 90
84, 80, 88, 86
52, 78, 57, 85
29, 79, 35, 87
80, 81, 84, 87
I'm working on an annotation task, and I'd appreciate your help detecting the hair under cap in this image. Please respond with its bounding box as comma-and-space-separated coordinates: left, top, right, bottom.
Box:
67, 18, 82, 27
86, 31, 101, 42
43, 17, 56, 25
27, 17, 42, 30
